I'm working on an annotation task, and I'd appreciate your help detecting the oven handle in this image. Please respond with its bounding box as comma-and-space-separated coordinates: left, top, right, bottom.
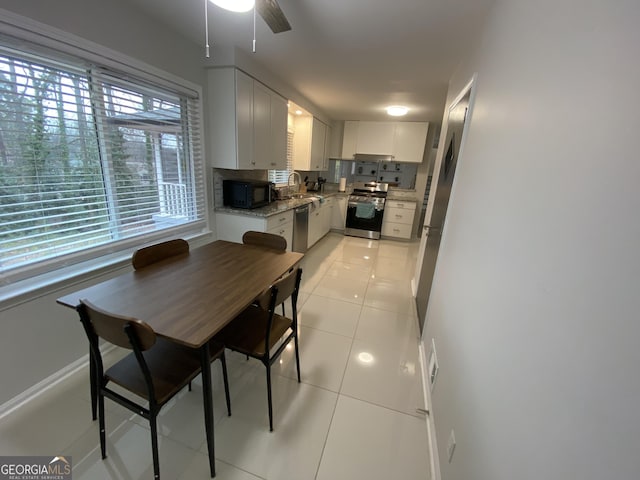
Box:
348, 202, 385, 210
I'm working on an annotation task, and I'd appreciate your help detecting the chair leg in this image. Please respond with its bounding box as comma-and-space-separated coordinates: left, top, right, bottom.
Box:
98, 393, 106, 459
188, 381, 192, 392
220, 352, 231, 416
150, 413, 160, 480
294, 334, 301, 383
266, 364, 274, 432
90, 352, 97, 421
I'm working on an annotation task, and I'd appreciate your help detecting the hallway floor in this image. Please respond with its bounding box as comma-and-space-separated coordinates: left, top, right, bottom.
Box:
0, 233, 430, 479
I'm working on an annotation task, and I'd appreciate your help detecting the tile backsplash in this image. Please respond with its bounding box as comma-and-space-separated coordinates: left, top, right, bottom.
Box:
212, 169, 269, 207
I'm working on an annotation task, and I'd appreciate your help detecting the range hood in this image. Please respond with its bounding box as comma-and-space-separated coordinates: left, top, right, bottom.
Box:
352, 153, 395, 162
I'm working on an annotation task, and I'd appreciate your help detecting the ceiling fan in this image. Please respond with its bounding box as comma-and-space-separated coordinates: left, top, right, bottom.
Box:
209, 0, 291, 33
256, 0, 291, 34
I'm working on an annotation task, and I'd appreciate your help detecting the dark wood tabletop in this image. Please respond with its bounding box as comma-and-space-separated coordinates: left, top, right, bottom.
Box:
57, 240, 304, 348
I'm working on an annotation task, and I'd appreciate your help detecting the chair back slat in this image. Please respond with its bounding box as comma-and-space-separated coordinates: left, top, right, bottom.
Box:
242, 231, 287, 251
132, 239, 189, 270
256, 267, 301, 311
79, 299, 156, 350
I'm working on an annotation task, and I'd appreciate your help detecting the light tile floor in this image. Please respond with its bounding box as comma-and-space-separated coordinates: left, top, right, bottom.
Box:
0, 233, 430, 480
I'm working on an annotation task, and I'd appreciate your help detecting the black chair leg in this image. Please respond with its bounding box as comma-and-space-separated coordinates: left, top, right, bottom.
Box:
220, 352, 231, 416
98, 393, 106, 459
266, 364, 274, 432
150, 414, 160, 480
90, 352, 97, 421
294, 335, 301, 383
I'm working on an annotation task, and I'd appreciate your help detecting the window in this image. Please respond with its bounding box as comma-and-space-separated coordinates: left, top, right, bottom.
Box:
0, 41, 205, 285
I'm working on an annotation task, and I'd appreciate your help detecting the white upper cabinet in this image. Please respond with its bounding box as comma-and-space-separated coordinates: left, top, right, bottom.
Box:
293, 115, 329, 171
253, 81, 287, 170
207, 68, 287, 170
341, 121, 358, 159
392, 122, 429, 163
357, 121, 395, 155
341, 120, 429, 163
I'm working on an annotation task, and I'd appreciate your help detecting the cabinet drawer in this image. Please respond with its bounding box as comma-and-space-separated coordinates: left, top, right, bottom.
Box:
384, 207, 414, 225
382, 222, 412, 239
386, 200, 417, 210
267, 221, 293, 252
265, 210, 293, 230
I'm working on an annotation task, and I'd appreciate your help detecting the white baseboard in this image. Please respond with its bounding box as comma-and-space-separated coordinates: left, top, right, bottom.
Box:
419, 339, 441, 480
0, 344, 116, 421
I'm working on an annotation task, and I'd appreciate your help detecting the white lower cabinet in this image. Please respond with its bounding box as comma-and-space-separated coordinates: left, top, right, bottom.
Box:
215, 210, 294, 251
308, 198, 333, 248
331, 196, 347, 231
382, 200, 417, 239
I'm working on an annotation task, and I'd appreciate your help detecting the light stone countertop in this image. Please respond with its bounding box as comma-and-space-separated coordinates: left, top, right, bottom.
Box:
214, 192, 346, 218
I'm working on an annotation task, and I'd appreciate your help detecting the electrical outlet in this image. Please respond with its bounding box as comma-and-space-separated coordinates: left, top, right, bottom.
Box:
447, 429, 456, 463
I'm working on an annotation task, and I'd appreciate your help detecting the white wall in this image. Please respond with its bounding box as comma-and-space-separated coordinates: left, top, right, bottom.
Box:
423, 0, 640, 479
0, 0, 205, 85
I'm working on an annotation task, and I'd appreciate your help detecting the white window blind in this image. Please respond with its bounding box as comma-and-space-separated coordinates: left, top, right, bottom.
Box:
0, 42, 205, 284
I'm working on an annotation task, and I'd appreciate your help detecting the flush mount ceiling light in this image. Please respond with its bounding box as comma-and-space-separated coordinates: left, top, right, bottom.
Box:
386, 105, 409, 117
209, 0, 254, 12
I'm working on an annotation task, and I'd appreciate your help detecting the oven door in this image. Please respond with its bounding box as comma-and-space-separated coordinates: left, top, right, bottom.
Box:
345, 196, 385, 239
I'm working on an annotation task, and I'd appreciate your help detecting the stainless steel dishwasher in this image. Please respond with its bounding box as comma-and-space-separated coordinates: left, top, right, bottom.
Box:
292, 204, 309, 253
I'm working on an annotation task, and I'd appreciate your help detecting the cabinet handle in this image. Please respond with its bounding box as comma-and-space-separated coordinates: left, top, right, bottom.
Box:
395, 214, 403, 219
279, 217, 286, 222
393, 228, 400, 232
397, 203, 404, 208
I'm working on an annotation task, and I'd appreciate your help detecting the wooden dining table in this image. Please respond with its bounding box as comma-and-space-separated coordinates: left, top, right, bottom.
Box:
56, 240, 304, 478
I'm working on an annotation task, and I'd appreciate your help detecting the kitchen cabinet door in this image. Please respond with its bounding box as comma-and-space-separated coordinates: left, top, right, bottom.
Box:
207, 68, 254, 169
253, 82, 287, 170
270, 93, 288, 169
293, 116, 327, 171
310, 118, 327, 170
322, 124, 332, 170
392, 122, 429, 163
331, 196, 347, 230
356, 121, 395, 155
253, 82, 271, 169
341, 121, 358, 159
308, 204, 323, 247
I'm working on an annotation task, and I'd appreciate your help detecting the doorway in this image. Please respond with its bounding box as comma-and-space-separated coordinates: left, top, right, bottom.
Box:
415, 80, 474, 332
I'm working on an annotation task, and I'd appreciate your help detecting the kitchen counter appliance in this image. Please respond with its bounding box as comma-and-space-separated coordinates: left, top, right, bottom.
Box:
345, 182, 388, 239
293, 204, 309, 252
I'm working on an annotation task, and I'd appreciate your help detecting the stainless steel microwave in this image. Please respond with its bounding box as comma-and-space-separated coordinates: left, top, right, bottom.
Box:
222, 180, 271, 209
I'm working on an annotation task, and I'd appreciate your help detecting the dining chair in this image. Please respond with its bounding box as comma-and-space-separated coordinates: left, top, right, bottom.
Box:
242, 230, 289, 316
220, 267, 302, 431
77, 299, 226, 479
131, 238, 189, 270
242, 230, 287, 251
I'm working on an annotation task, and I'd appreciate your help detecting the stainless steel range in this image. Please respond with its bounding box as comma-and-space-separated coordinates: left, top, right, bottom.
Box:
345, 182, 389, 239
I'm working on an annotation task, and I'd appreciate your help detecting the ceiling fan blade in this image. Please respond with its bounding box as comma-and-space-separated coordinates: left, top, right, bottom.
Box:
256, 0, 291, 33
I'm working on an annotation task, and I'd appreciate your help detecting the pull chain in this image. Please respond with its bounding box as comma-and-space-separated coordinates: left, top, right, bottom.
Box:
205, 0, 210, 58
252, 5, 256, 53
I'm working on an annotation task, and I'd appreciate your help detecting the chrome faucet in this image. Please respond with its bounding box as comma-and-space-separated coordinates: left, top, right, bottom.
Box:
287, 171, 302, 196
